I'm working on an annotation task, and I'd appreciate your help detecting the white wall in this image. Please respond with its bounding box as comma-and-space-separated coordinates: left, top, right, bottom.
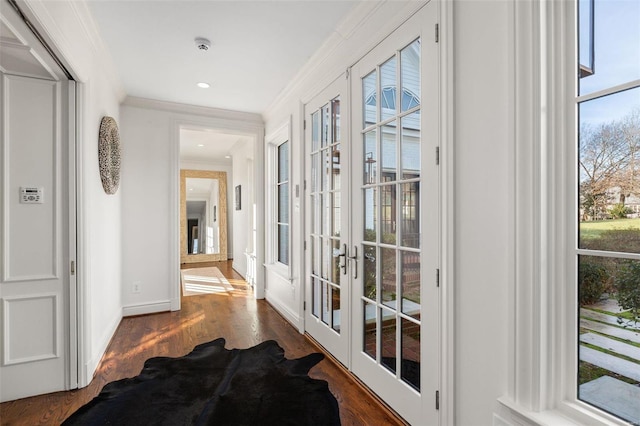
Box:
452, 1, 510, 424
230, 139, 254, 278
262, 1, 512, 424
23, 0, 126, 386
119, 98, 263, 314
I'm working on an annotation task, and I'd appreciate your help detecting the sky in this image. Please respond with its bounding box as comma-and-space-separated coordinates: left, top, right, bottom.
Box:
579, 0, 640, 126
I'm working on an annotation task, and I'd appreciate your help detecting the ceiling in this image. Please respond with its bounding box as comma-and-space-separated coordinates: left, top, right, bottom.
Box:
85, 0, 360, 162
86, 0, 359, 115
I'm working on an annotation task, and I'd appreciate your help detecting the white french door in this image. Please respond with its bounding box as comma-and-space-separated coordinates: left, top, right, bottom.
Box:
304, 74, 351, 366
305, 3, 439, 424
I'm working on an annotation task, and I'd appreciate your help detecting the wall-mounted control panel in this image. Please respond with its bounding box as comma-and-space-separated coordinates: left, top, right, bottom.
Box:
20, 187, 44, 204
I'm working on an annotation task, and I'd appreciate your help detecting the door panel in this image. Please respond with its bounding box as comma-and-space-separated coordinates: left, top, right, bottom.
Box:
304, 74, 350, 366
0, 73, 74, 402
350, 3, 439, 424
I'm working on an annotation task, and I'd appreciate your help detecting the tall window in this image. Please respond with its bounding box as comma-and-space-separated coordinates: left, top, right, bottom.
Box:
277, 141, 290, 265
576, 0, 640, 423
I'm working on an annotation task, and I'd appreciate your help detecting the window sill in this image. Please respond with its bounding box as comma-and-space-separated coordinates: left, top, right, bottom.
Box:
496, 397, 631, 426
263, 262, 290, 280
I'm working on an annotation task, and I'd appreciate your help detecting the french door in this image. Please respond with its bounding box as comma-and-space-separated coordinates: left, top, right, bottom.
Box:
305, 2, 439, 424
304, 74, 350, 366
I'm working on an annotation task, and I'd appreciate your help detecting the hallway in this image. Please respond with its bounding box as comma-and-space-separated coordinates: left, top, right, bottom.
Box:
0, 262, 404, 425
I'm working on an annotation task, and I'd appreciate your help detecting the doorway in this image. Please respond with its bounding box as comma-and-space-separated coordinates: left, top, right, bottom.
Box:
177, 125, 258, 300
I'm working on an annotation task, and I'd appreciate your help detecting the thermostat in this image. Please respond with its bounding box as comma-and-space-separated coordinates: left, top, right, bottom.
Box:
20, 187, 44, 204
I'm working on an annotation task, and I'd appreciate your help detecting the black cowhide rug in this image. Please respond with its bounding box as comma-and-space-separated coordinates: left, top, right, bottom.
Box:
63, 338, 341, 425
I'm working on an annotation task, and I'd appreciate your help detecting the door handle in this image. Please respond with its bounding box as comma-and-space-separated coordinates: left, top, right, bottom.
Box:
348, 245, 358, 279
338, 243, 348, 275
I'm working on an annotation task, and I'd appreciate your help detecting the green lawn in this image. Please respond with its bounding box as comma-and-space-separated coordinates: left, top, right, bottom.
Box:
580, 218, 640, 239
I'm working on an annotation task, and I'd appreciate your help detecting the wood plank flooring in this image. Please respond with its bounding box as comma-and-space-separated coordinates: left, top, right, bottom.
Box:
0, 261, 404, 425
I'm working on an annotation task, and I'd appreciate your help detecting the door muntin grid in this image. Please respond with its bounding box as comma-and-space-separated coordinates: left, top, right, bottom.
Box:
360, 38, 422, 391
310, 97, 342, 333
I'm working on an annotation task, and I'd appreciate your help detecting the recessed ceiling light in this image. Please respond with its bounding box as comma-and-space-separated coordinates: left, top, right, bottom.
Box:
197, 144, 205, 147
225, 155, 231, 159
197, 82, 210, 89
189, 188, 193, 191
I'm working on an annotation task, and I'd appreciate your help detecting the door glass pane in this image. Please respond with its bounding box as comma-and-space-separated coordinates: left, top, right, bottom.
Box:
322, 281, 330, 325
322, 148, 330, 191
381, 247, 397, 308
312, 277, 320, 317
401, 39, 421, 112
312, 111, 320, 151
363, 244, 377, 301
323, 193, 330, 235
332, 144, 341, 191
382, 121, 397, 178
579, 0, 640, 96
364, 130, 377, 184
364, 188, 377, 242
332, 97, 341, 142
381, 56, 397, 121
332, 192, 341, 237
331, 238, 341, 286
381, 308, 397, 373
322, 104, 330, 147
401, 182, 420, 249
311, 235, 318, 275
401, 317, 421, 390
578, 87, 640, 253
332, 286, 341, 333
311, 153, 318, 191
322, 237, 330, 280
363, 70, 377, 127
401, 250, 421, 320
401, 110, 421, 180
364, 301, 377, 359
381, 184, 397, 244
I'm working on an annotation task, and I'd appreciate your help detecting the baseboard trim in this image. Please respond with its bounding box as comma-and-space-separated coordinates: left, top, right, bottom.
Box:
304, 333, 410, 426
264, 291, 303, 331
122, 301, 171, 317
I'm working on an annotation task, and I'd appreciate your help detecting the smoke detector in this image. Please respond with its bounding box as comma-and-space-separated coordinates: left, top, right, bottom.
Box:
195, 38, 212, 51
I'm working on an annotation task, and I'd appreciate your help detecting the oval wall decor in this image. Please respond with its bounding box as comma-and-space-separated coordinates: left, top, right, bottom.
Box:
98, 116, 121, 194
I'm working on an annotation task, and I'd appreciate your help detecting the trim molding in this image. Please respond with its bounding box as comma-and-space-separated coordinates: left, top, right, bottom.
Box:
124, 96, 263, 127
265, 289, 303, 332
122, 301, 171, 317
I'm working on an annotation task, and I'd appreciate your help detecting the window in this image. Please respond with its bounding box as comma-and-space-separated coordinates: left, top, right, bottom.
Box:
576, 1, 640, 423
276, 141, 290, 265
502, 1, 640, 424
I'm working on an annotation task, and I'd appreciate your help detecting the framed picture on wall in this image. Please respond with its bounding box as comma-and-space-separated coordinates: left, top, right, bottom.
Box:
235, 185, 241, 210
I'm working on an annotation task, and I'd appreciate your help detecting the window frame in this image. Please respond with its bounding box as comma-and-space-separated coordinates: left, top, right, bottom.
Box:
498, 1, 636, 425
266, 119, 292, 275
276, 140, 290, 266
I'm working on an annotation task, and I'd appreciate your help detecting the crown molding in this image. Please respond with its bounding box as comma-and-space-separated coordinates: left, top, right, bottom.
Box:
123, 96, 264, 129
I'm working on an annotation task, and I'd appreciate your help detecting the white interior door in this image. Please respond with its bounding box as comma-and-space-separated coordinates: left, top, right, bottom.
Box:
304, 74, 351, 366
349, 3, 440, 424
0, 1, 77, 400
0, 71, 76, 402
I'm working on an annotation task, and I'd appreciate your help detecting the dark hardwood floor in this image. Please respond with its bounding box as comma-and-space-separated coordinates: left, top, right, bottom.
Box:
0, 261, 404, 425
